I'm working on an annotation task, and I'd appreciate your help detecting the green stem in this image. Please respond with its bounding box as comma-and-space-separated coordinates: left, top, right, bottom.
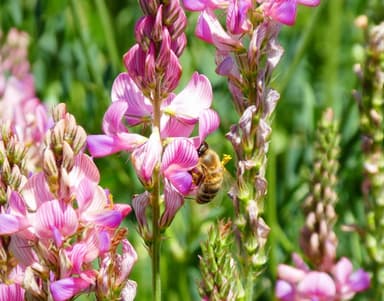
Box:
150, 83, 162, 301
151, 168, 161, 301
245, 271, 254, 301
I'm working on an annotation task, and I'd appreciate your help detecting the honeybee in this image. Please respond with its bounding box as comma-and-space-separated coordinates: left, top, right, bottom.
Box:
191, 142, 230, 204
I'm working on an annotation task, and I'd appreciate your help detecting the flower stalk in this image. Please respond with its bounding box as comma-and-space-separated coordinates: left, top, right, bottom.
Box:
355, 20, 384, 298
182, 1, 321, 297
87, 1, 220, 299
276, 108, 370, 301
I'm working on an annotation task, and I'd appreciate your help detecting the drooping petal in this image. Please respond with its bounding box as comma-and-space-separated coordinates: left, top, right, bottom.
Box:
111, 73, 152, 126
297, 272, 336, 299
102, 101, 128, 135
50, 277, 91, 301
131, 130, 162, 185
198, 109, 220, 145
117, 239, 138, 285
160, 180, 185, 228
121, 280, 137, 301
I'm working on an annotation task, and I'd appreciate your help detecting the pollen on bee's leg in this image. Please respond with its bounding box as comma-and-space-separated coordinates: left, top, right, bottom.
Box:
221, 154, 232, 166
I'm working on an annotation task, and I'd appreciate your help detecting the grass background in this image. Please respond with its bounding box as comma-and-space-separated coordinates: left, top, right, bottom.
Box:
1, 0, 383, 300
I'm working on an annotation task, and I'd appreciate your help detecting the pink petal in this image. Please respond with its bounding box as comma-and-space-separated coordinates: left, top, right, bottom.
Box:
69, 154, 100, 187
102, 101, 128, 135
226, 0, 252, 34
182, 0, 207, 11
198, 109, 220, 144
164, 72, 213, 122
160, 114, 195, 138
113, 203, 132, 218
8, 191, 27, 215
111, 73, 152, 126
196, 11, 243, 51
277, 264, 306, 283
87, 135, 126, 157
83, 210, 123, 228
117, 239, 138, 285
22, 172, 54, 211
0, 283, 24, 301
0, 214, 25, 235
347, 269, 370, 292
34, 200, 78, 241
162, 50, 183, 93
131, 131, 162, 184
161, 138, 199, 174
275, 280, 295, 301
121, 280, 137, 301
9, 236, 37, 267
297, 272, 336, 299
50, 277, 91, 301
332, 257, 353, 284
167, 171, 194, 195
160, 181, 185, 228
297, 0, 320, 6
87, 133, 146, 157
268, 2, 297, 26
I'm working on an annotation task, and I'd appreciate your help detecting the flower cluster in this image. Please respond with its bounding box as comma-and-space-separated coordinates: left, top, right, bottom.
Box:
0, 28, 48, 171
275, 109, 370, 301
354, 21, 384, 296
87, 0, 220, 234
276, 254, 370, 301
0, 104, 137, 301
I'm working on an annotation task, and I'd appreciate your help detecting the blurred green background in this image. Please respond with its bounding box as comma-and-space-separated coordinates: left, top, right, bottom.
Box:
1, 0, 383, 300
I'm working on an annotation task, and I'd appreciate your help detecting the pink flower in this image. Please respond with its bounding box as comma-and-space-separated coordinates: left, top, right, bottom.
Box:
258, 0, 321, 26
160, 138, 199, 227
195, 10, 243, 52
0, 283, 24, 301
33, 199, 78, 247
87, 72, 219, 157
50, 277, 92, 301
276, 254, 370, 301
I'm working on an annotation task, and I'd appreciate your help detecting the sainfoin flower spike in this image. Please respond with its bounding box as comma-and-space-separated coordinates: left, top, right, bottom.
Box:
276, 109, 370, 301
0, 103, 137, 300
87, 0, 220, 299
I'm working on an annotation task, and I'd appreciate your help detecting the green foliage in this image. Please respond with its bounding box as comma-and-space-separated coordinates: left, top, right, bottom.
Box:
0, 0, 376, 300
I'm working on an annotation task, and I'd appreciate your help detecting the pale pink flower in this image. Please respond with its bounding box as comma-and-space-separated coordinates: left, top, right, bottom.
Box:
0, 283, 25, 301
87, 72, 219, 157
275, 254, 370, 301
258, 0, 321, 26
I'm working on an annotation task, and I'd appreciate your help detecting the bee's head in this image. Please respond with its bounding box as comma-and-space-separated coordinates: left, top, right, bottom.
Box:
197, 141, 209, 157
